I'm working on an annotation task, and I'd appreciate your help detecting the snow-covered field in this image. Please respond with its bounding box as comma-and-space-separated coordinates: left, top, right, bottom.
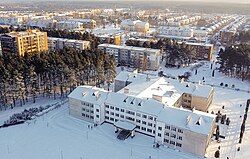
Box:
0, 102, 200, 159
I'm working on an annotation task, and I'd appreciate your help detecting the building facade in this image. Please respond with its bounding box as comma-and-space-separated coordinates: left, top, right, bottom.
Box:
98, 44, 161, 71
48, 37, 90, 51
0, 29, 48, 56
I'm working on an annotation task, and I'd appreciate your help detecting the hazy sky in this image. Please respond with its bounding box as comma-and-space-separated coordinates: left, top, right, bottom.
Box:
1, 0, 249, 4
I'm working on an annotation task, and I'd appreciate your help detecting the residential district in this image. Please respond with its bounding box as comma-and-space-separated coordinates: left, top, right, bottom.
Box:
0, 1, 249, 159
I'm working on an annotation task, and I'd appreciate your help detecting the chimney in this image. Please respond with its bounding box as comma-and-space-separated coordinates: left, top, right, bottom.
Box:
124, 88, 129, 94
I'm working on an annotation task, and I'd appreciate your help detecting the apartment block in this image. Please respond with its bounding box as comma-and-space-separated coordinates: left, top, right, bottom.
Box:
48, 37, 90, 51
121, 19, 149, 33
0, 29, 48, 56
98, 44, 161, 71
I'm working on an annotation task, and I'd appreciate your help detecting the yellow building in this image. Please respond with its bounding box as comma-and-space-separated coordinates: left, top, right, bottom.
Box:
0, 29, 48, 56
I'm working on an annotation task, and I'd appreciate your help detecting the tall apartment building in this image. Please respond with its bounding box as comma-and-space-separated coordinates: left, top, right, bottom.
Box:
68, 71, 216, 157
0, 29, 48, 56
98, 44, 161, 71
48, 37, 90, 51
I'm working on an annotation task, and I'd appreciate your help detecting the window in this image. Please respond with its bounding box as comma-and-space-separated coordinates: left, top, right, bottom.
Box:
90, 110, 94, 114
86, 115, 89, 118
90, 104, 94, 108
158, 133, 161, 137
176, 143, 182, 147
82, 113, 85, 117
148, 123, 153, 127
164, 139, 169, 143
136, 119, 141, 123
115, 107, 119, 111
86, 109, 89, 112
115, 113, 119, 117
96, 109, 99, 112
165, 132, 169, 136
171, 127, 176, 131
115, 119, 118, 122
153, 130, 155, 134
178, 136, 182, 140
178, 129, 183, 133
96, 115, 99, 118
170, 141, 175, 145
158, 127, 162, 131
136, 125, 140, 129
171, 134, 176, 138
142, 127, 146, 131
121, 109, 124, 112
110, 106, 114, 110
105, 105, 109, 108
90, 116, 94, 119
111, 112, 114, 115
142, 121, 146, 125
120, 115, 124, 118
105, 116, 109, 120
106, 111, 109, 114
142, 115, 147, 119
136, 113, 141, 117
82, 108, 86, 111
147, 129, 152, 133
148, 116, 153, 120
166, 126, 170, 130
110, 117, 114, 121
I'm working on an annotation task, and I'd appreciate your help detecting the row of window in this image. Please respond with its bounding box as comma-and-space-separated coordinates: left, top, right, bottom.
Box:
82, 108, 94, 114
164, 132, 183, 140
163, 139, 182, 147
136, 125, 155, 134
158, 126, 183, 133
81, 101, 94, 108
82, 113, 94, 119
105, 105, 156, 121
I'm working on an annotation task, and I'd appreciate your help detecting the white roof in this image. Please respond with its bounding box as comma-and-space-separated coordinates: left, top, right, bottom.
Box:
68, 86, 109, 105
157, 106, 216, 135
105, 92, 164, 116
98, 44, 160, 54
114, 120, 136, 131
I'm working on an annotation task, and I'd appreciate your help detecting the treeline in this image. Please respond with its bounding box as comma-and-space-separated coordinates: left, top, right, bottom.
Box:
237, 30, 250, 43
0, 47, 116, 110
126, 38, 200, 67
218, 44, 250, 81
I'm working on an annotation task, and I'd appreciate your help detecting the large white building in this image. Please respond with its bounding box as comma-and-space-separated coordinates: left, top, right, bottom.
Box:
68, 71, 216, 157
48, 37, 90, 51
98, 44, 161, 71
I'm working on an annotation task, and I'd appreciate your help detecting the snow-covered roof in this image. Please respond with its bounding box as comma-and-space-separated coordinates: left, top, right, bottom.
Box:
157, 106, 216, 135
106, 91, 165, 116
98, 44, 160, 54
68, 86, 109, 105
114, 120, 136, 131
116, 71, 213, 106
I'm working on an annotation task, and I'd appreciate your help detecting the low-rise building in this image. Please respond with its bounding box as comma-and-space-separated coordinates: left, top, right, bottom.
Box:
68, 71, 216, 157
98, 44, 161, 71
48, 37, 90, 51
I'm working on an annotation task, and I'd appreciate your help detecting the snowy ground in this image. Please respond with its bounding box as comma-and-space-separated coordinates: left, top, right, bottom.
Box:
0, 102, 200, 159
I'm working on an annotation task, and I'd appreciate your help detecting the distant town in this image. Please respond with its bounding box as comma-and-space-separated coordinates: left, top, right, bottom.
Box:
0, 1, 249, 159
